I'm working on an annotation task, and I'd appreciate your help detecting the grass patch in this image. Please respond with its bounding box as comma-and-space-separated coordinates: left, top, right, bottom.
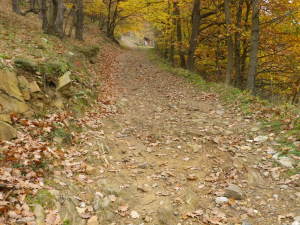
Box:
62, 220, 71, 225
26, 189, 56, 209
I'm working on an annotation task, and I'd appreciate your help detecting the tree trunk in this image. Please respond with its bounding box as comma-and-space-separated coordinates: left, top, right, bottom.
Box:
75, 0, 84, 40
247, 0, 260, 94
41, 0, 48, 32
173, 1, 186, 68
215, 40, 222, 77
168, 0, 175, 64
187, 0, 201, 70
240, 0, 251, 87
46, 0, 57, 34
54, 0, 64, 38
234, 0, 244, 87
224, 0, 234, 85
12, 0, 21, 14
106, 0, 112, 37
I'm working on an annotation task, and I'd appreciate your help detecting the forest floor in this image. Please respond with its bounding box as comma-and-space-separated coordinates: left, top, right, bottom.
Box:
35, 49, 299, 225
0, 5, 299, 221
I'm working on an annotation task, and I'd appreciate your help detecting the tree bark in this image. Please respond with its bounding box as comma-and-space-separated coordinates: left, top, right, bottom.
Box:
41, 0, 48, 32
46, 0, 57, 34
168, 0, 175, 64
106, 0, 112, 37
234, 0, 244, 87
12, 0, 21, 14
75, 0, 84, 40
247, 0, 260, 94
187, 0, 201, 70
224, 0, 234, 85
54, 0, 64, 38
240, 0, 251, 87
173, 0, 186, 68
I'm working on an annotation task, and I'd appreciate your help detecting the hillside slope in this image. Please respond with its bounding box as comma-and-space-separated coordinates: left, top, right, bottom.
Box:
0, 3, 300, 225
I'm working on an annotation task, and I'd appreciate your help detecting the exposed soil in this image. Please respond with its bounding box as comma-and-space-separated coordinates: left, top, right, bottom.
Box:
49, 49, 299, 225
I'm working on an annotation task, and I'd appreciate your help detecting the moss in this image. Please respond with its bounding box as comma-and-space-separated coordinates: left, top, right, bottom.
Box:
62, 220, 71, 225
26, 189, 56, 209
77, 45, 100, 58
14, 57, 37, 72
39, 60, 70, 77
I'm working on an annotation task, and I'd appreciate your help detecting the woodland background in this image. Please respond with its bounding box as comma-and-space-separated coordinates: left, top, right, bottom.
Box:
10, 0, 300, 103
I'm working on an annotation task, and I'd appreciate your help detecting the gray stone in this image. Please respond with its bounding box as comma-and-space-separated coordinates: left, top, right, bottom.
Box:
215, 197, 229, 204
0, 121, 17, 141
273, 153, 295, 168
33, 204, 45, 225
254, 135, 268, 142
0, 70, 24, 101
224, 184, 244, 200
57, 71, 72, 91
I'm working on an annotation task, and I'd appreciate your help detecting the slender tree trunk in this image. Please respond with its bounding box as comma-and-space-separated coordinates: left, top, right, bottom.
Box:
64, 7, 75, 35
54, 0, 64, 38
215, 40, 222, 77
12, 0, 21, 14
46, 0, 57, 34
106, 0, 112, 37
240, 0, 251, 87
187, 0, 201, 70
41, 0, 48, 32
173, 0, 186, 68
247, 0, 260, 94
234, 0, 244, 87
168, 0, 175, 64
224, 0, 234, 85
75, 0, 84, 40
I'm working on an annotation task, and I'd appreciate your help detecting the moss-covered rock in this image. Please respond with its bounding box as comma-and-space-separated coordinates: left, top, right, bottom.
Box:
39, 60, 70, 77
38, 60, 71, 88
14, 58, 37, 73
77, 45, 100, 58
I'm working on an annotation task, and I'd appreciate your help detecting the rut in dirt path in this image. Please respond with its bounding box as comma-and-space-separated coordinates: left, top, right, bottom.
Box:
52, 50, 299, 225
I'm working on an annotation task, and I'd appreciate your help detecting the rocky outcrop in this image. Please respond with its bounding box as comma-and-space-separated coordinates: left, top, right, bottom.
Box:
57, 71, 72, 91
0, 70, 31, 140
0, 121, 17, 141
18, 76, 31, 101
0, 70, 24, 101
29, 81, 41, 93
0, 70, 29, 114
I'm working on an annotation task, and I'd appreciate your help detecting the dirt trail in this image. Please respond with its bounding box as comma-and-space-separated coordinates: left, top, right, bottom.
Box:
51, 50, 299, 225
